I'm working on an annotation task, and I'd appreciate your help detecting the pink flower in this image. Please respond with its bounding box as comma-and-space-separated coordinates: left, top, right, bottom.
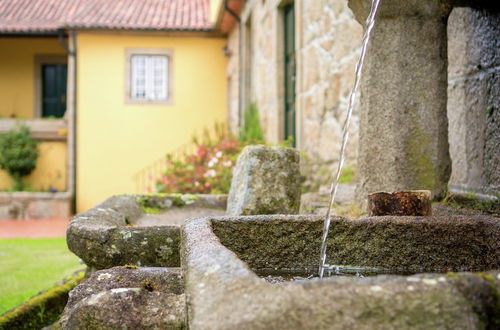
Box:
204, 169, 217, 178
208, 158, 218, 167
197, 148, 207, 157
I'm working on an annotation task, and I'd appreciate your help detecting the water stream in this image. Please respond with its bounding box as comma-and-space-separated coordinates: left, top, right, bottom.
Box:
318, 0, 382, 278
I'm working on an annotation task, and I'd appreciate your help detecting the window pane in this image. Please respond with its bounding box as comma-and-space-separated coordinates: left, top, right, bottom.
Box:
131, 55, 147, 99
130, 54, 168, 101
153, 56, 167, 100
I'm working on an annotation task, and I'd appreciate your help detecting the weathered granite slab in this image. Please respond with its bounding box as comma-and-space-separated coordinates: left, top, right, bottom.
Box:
227, 146, 301, 215
67, 194, 226, 270
350, 0, 454, 201
61, 266, 185, 329
211, 215, 499, 272
136, 207, 225, 226
182, 215, 500, 329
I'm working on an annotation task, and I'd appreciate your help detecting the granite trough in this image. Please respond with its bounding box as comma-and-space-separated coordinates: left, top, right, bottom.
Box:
182, 214, 500, 329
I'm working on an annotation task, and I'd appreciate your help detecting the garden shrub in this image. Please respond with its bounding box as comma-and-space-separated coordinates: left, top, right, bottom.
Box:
156, 124, 244, 194
239, 103, 265, 144
155, 107, 280, 195
0, 125, 39, 191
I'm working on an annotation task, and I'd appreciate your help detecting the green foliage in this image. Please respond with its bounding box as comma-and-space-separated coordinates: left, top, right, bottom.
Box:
154, 118, 299, 195
278, 136, 294, 148
486, 106, 494, 117
338, 167, 355, 184
239, 103, 265, 144
0, 125, 39, 191
142, 207, 163, 214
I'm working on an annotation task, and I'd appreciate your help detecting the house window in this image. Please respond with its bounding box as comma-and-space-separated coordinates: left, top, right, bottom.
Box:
35, 55, 68, 118
126, 49, 172, 104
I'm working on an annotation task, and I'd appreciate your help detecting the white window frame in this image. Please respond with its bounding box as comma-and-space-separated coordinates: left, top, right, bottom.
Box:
125, 49, 173, 105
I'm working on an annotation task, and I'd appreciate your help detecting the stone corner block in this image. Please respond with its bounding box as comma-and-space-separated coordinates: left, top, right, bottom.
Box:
226, 145, 301, 216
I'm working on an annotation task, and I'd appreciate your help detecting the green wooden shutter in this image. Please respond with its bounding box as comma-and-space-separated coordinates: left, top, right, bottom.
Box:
42, 64, 67, 118
284, 4, 296, 146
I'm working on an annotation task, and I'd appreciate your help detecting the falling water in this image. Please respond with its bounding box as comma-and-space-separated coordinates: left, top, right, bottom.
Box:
318, 0, 382, 278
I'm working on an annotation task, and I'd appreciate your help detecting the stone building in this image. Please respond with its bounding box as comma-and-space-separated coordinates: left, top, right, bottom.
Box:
447, 5, 499, 197
226, 0, 362, 175
220, 0, 498, 197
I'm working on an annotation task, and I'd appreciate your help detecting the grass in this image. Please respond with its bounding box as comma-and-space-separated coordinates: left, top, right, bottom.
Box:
0, 238, 82, 315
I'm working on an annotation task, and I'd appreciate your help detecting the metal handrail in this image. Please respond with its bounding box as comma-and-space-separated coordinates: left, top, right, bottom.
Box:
132, 142, 196, 194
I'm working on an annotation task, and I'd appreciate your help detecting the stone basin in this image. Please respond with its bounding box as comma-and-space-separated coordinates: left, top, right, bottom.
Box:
182, 215, 500, 329
67, 194, 226, 270
61, 266, 186, 329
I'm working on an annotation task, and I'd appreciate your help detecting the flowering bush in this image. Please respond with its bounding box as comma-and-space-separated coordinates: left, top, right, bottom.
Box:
155, 126, 244, 194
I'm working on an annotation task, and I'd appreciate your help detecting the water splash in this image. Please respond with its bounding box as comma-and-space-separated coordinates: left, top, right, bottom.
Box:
318, 0, 382, 278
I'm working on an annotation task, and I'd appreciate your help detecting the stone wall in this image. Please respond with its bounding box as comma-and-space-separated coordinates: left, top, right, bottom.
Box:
226, 0, 499, 196
297, 0, 362, 166
226, 0, 363, 173
227, 26, 240, 135
242, 0, 283, 143
447, 6, 500, 196
0, 192, 71, 219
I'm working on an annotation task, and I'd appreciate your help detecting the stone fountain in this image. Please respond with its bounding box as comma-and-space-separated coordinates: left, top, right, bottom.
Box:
62, 0, 499, 328
63, 145, 499, 329
181, 214, 499, 329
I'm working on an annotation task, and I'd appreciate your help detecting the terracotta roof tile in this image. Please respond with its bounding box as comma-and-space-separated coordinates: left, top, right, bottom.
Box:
0, 0, 213, 33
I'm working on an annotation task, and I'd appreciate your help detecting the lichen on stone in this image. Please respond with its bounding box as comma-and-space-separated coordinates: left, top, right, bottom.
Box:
123, 264, 139, 270
135, 193, 200, 214
141, 279, 157, 292
404, 123, 437, 192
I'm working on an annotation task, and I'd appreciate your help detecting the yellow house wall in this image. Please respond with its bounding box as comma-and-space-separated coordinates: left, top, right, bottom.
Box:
0, 38, 66, 119
76, 32, 228, 212
0, 141, 67, 192
0, 38, 67, 192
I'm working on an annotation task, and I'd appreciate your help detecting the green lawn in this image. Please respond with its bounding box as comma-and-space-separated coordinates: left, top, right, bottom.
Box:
0, 238, 82, 314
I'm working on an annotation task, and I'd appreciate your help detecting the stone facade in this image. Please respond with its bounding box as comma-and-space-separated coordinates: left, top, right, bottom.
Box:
298, 0, 362, 166
226, 26, 241, 134
226, 0, 499, 197
447, 6, 500, 196
226, 0, 362, 169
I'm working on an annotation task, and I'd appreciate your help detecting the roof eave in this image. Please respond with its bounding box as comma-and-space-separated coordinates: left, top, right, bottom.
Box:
62, 24, 216, 33
0, 30, 60, 36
